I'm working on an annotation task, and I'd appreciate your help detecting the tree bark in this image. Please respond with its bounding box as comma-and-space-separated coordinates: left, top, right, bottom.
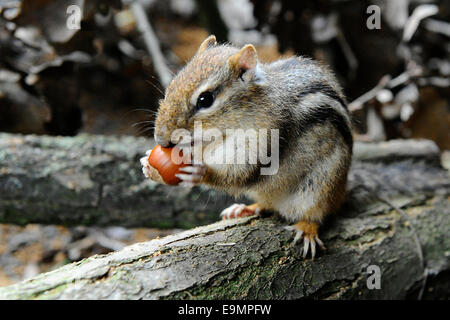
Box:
0, 135, 448, 299
0, 133, 237, 228
0, 133, 446, 228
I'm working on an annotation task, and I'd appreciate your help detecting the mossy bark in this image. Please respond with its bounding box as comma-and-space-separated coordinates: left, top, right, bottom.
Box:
0, 194, 448, 299
0, 135, 448, 299
0, 133, 236, 228
0, 133, 446, 228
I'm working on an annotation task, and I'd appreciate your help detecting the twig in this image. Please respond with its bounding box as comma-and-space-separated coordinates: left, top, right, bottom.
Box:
336, 29, 358, 77
365, 106, 386, 142
130, 1, 173, 88
348, 75, 391, 112
417, 77, 450, 87
424, 19, 450, 37
403, 4, 439, 42
348, 64, 422, 113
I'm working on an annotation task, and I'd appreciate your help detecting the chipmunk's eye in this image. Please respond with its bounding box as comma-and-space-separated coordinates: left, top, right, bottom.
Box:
196, 91, 215, 110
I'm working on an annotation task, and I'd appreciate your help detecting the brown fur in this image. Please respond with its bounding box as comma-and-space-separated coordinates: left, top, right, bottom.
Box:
152, 35, 353, 245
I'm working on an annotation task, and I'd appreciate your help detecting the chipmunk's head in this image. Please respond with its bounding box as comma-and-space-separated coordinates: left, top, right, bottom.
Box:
155, 35, 267, 147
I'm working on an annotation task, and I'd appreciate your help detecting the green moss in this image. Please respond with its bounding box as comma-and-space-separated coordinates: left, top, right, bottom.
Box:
167, 252, 284, 300
346, 227, 391, 247
35, 283, 71, 300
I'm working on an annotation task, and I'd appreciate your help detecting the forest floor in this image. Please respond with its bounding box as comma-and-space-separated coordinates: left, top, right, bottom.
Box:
0, 223, 180, 286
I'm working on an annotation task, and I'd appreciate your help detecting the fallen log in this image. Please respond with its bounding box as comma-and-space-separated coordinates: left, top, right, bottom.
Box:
0, 133, 237, 228
0, 136, 448, 299
0, 133, 446, 228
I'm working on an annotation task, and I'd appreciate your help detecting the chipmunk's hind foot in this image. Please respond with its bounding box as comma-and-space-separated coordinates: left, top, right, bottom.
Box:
220, 203, 262, 220
285, 220, 325, 259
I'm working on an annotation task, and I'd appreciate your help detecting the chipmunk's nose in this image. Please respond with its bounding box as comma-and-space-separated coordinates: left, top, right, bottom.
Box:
155, 133, 177, 148
155, 125, 170, 147
155, 135, 172, 148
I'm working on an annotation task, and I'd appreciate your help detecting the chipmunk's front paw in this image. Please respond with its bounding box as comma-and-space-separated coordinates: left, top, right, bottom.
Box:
140, 149, 162, 182
175, 163, 206, 188
284, 220, 325, 259
220, 203, 262, 220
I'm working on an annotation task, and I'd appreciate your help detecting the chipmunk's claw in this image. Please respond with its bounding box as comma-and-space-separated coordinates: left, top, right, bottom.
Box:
140, 155, 151, 178
175, 163, 206, 187
220, 203, 261, 220
179, 165, 206, 175
141, 148, 206, 187
284, 221, 325, 259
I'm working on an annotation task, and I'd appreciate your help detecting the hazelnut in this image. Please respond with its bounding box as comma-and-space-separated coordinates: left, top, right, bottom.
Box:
147, 145, 188, 185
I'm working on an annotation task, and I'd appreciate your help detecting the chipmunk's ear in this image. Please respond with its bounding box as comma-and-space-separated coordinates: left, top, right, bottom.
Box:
228, 44, 258, 75
197, 35, 217, 54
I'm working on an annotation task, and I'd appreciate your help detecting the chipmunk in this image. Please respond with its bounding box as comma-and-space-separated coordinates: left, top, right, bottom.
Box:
141, 35, 352, 258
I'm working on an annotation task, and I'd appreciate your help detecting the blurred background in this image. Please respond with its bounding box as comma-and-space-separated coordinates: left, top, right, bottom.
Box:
0, 0, 448, 286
